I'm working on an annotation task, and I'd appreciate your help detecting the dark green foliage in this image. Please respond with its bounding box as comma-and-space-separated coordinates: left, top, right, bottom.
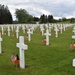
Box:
15, 8, 34, 23
0, 4, 13, 24
27, 15, 34, 23
47, 15, 53, 23
40, 14, 47, 23
70, 18, 75, 23
40, 14, 54, 23
33, 17, 39, 22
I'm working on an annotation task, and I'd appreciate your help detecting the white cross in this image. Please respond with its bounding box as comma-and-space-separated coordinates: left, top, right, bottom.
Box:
73, 30, 75, 34
60, 24, 63, 34
27, 29, 32, 41
22, 25, 25, 33
44, 28, 51, 45
49, 25, 52, 33
72, 35, 75, 39
8, 26, 10, 36
30, 27, 34, 34
0, 32, 2, 54
1, 26, 4, 35
54, 27, 59, 38
11, 25, 13, 31
63, 24, 66, 31
40, 27, 44, 36
17, 36, 28, 69
73, 59, 75, 67
16, 26, 19, 38
73, 26, 75, 30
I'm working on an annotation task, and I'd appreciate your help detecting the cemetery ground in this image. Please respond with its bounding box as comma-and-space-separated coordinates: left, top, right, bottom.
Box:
0, 26, 75, 75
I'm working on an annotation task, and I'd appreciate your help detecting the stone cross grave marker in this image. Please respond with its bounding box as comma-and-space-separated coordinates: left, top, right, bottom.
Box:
54, 26, 59, 38
63, 24, 66, 31
40, 26, 44, 36
49, 24, 52, 33
22, 25, 25, 33
0, 32, 2, 54
17, 36, 28, 69
16, 26, 19, 38
30, 27, 34, 34
72, 26, 75, 34
73, 26, 75, 30
72, 35, 75, 39
60, 24, 63, 34
11, 25, 13, 31
8, 26, 10, 36
73, 30, 75, 34
27, 29, 32, 41
73, 59, 75, 67
44, 28, 51, 45
73, 26, 75, 34
1, 26, 4, 35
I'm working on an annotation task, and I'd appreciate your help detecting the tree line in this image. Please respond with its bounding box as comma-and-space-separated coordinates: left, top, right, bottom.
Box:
0, 4, 75, 24
15, 8, 75, 24
14, 8, 60, 24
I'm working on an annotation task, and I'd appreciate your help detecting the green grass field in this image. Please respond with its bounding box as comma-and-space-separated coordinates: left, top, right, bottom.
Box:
0, 26, 75, 75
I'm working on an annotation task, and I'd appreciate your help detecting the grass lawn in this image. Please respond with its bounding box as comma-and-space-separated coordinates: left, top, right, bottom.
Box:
0, 25, 75, 75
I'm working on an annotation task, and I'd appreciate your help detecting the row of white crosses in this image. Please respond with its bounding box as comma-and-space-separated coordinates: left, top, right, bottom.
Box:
53, 23, 69, 38
72, 26, 75, 34
57, 24, 63, 34
40, 23, 66, 45
0, 23, 73, 39
72, 26, 75, 39
67, 24, 75, 67
71, 25, 75, 67
39, 24, 52, 45
0, 24, 38, 42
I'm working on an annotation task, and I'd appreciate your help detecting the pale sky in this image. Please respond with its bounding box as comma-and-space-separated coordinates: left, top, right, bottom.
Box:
0, 0, 75, 20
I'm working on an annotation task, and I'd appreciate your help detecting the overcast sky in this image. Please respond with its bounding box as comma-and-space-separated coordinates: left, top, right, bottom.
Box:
0, 0, 75, 20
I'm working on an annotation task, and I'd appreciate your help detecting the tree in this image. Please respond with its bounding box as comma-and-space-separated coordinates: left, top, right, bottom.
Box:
47, 15, 53, 23
33, 17, 39, 22
15, 8, 31, 23
70, 18, 75, 23
40, 14, 54, 23
40, 14, 47, 23
0, 4, 13, 24
27, 15, 34, 23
